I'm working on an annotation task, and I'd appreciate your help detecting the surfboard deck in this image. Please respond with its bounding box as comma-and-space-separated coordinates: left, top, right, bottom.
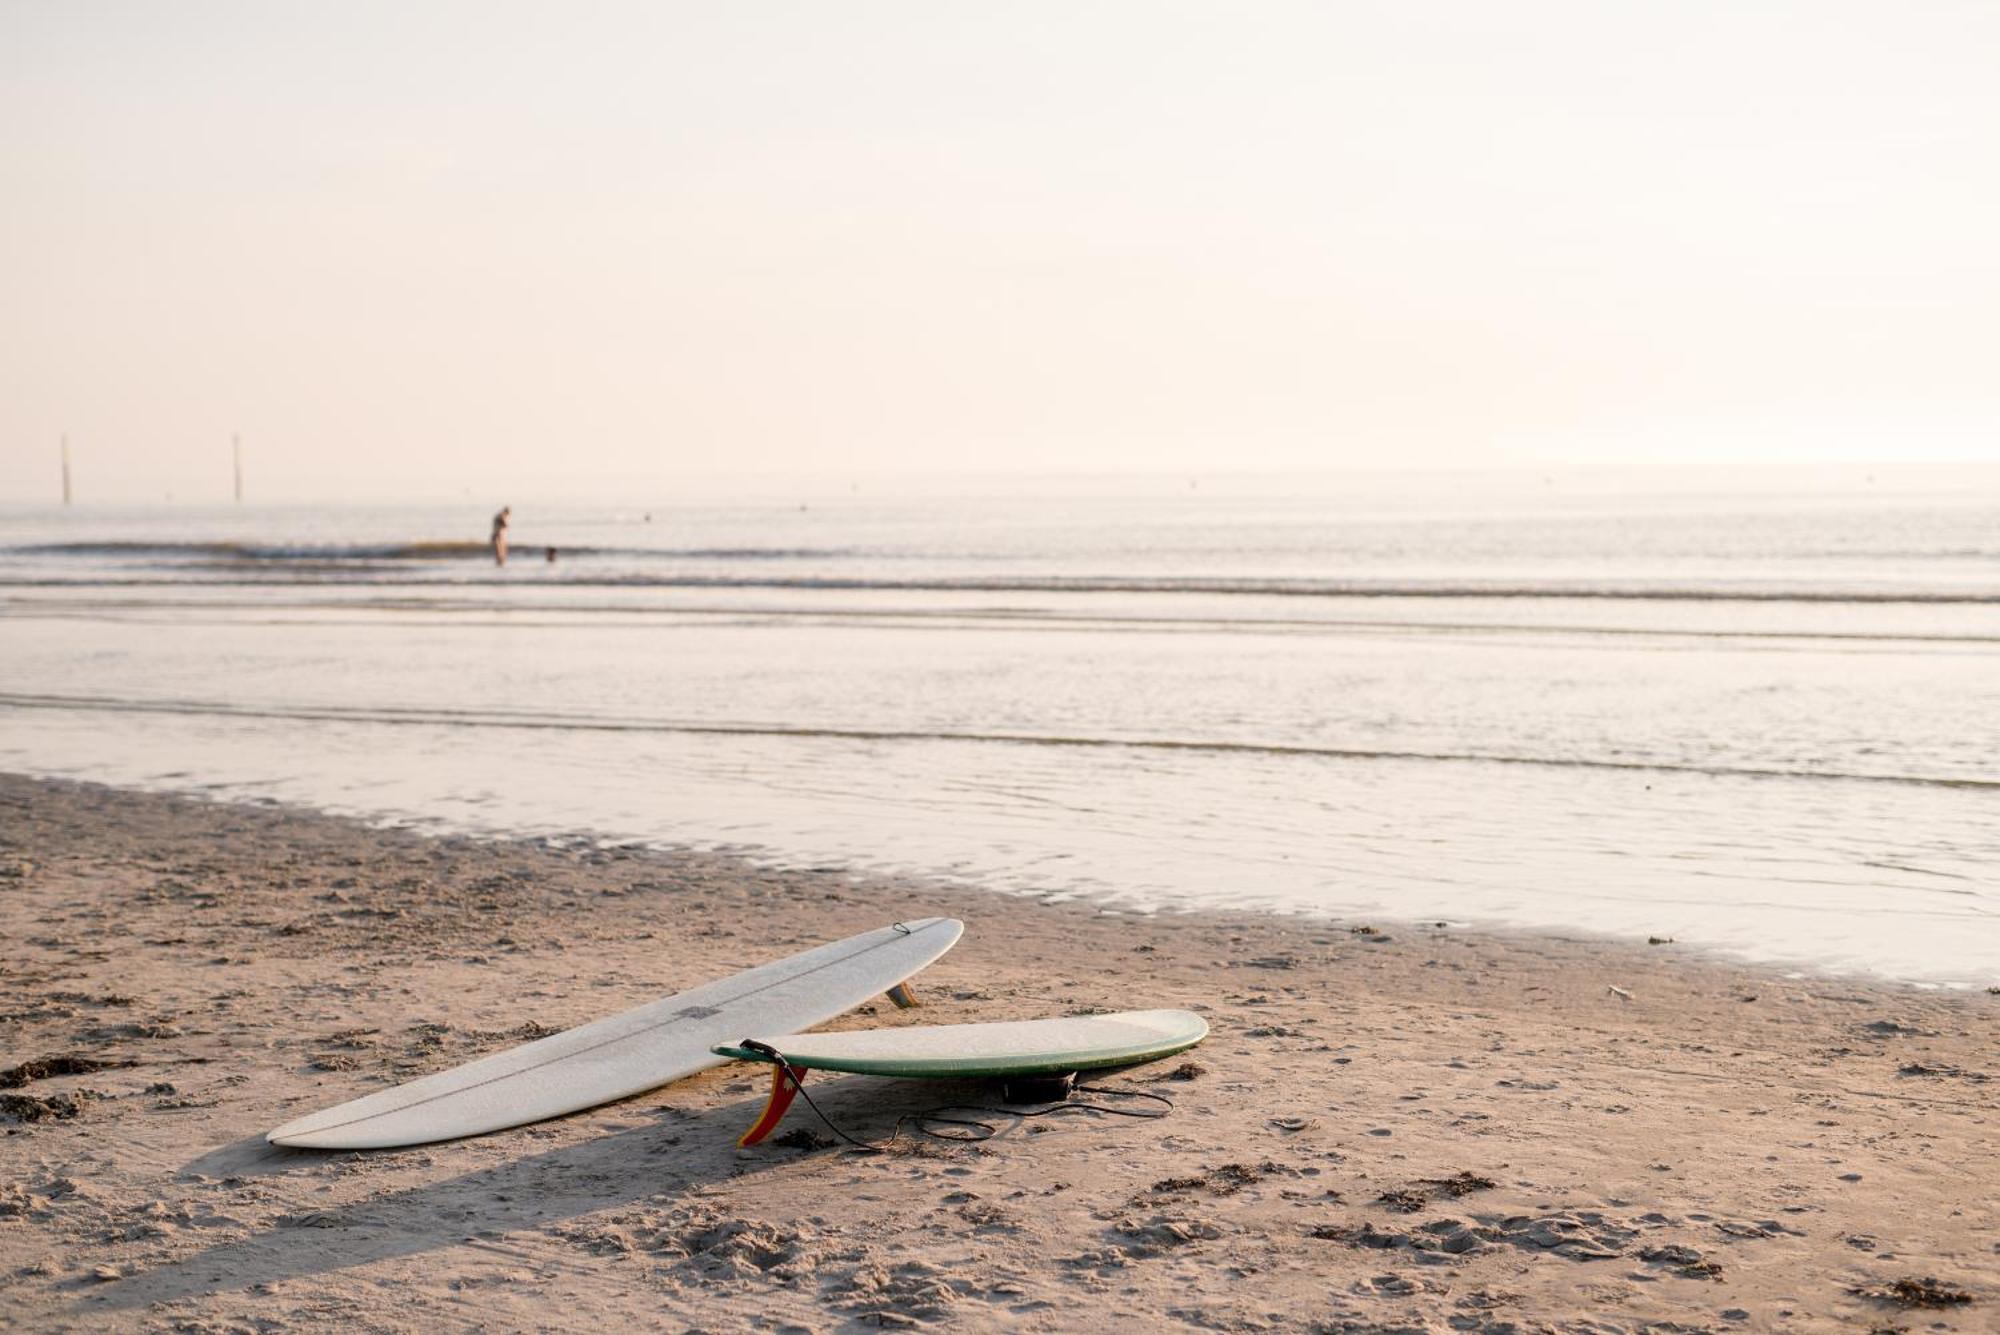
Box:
267, 917, 963, 1149
715, 1008, 1207, 1078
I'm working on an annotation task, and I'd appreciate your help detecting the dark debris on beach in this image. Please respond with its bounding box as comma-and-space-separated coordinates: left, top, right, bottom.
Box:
0, 1053, 134, 1088
1376, 1170, 1499, 1213
1, 1090, 104, 1123
1850, 1275, 1975, 1309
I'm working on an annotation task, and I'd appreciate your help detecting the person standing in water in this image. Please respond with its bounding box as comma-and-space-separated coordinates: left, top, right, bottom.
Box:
490, 505, 511, 566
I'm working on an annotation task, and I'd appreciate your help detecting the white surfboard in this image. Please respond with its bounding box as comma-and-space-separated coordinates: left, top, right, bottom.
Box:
268, 918, 963, 1149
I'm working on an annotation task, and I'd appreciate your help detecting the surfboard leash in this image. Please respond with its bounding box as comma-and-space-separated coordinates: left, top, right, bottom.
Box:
734, 1040, 1174, 1149
906, 1084, 1175, 1144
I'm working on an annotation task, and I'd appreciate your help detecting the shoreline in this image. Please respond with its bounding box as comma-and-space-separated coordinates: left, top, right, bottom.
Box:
1, 772, 1992, 1331
4, 760, 1986, 996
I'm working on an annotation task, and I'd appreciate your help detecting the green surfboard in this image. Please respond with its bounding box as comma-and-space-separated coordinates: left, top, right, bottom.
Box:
715, 1008, 1207, 1078
716, 1008, 1206, 1145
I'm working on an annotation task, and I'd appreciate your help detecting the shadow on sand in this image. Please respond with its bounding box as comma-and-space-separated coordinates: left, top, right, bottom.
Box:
89, 1094, 791, 1311
88, 1076, 1012, 1314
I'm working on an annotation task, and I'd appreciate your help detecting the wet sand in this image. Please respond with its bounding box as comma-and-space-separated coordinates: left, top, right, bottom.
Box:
0, 773, 1993, 1331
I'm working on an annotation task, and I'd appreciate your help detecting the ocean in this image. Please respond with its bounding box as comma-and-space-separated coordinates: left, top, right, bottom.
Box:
2, 467, 1995, 986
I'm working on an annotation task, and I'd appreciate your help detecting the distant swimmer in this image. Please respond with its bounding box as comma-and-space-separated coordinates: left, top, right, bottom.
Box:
545, 546, 557, 563
491, 506, 511, 566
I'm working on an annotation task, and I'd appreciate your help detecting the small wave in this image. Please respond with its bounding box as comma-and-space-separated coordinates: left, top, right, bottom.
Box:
7, 541, 850, 563
5, 542, 1998, 601
570, 574, 2000, 604
10, 540, 488, 561
8, 592, 2000, 645
3, 690, 1993, 792
6, 569, 1993, 604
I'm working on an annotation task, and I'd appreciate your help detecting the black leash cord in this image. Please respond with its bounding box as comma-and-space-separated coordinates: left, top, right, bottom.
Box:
911, 1085, 1175, 1143
736, 1040, 1174, 1150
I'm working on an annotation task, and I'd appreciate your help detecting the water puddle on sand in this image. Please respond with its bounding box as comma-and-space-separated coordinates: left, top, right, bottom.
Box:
3, 700, 1994, 987
5, 483, 1998, 987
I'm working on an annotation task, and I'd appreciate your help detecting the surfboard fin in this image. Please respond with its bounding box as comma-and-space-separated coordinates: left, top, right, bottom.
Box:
885, 981, 920, 1009
738, 1062, 807, 1147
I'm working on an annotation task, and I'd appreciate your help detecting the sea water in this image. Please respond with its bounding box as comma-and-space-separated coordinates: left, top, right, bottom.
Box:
2, 467, 1995, 985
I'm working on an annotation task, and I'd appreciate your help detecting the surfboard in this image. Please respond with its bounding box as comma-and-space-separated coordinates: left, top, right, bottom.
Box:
715, 1008, 1206, 1144
267, 918, 963, 1149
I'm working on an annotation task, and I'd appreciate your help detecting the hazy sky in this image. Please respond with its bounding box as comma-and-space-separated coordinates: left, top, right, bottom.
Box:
4, 2, 1996, 501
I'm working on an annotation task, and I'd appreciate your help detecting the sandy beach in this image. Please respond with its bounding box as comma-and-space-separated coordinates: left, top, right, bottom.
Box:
14, 3, 2000, 1330
0, 772, 1992, 1332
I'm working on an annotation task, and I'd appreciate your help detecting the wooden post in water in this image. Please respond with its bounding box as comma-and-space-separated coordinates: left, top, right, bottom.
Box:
233, 434, 243, 504
61, 435, 71, 505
